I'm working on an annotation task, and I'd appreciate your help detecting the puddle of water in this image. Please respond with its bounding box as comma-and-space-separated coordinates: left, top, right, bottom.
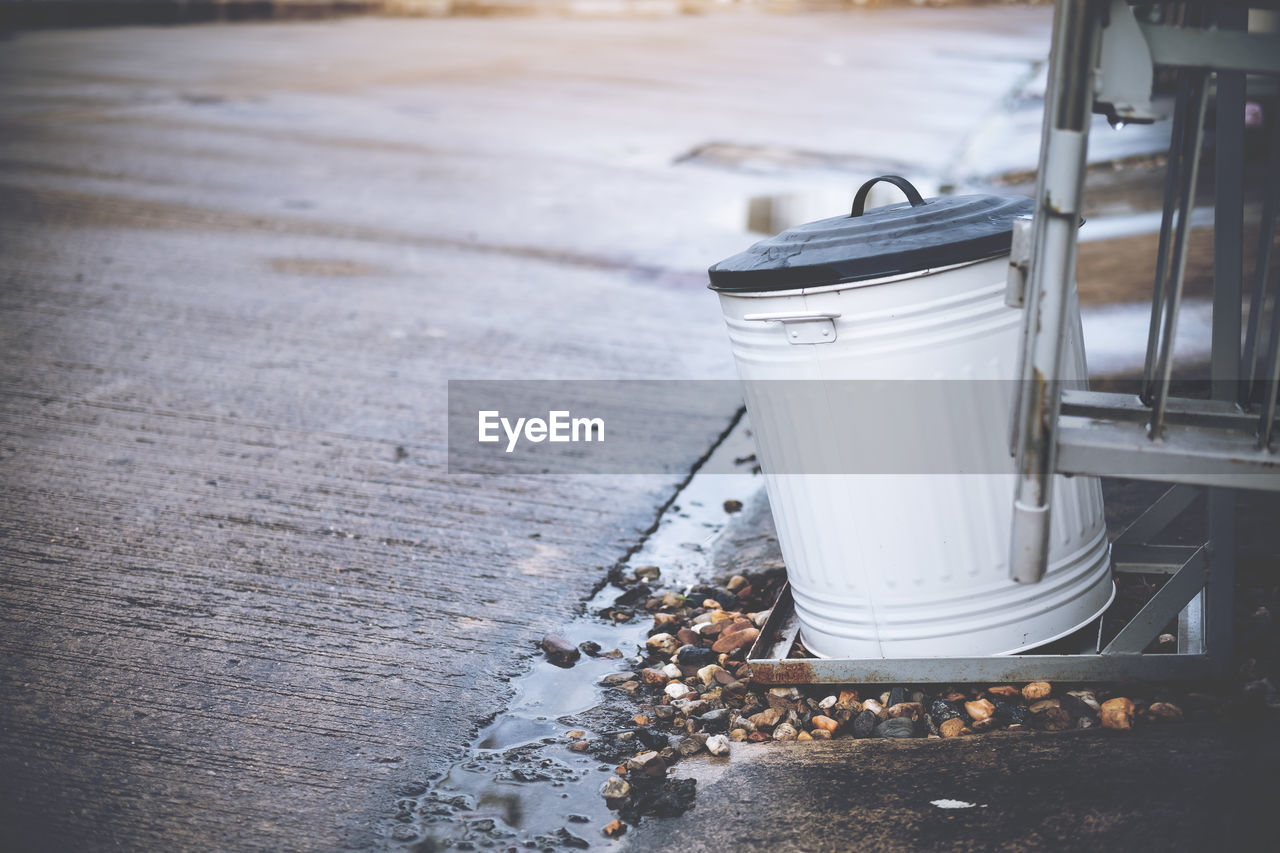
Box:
393, 421, 761, 851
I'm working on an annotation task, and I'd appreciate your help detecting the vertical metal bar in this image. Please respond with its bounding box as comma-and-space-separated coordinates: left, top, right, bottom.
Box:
1208, 4, 1247, 680
1013, 1, 1075, 458
1149, 75, 1210, 438
1239, 127, 1280, 405
1142, 72, 1193, 404
1010, 0, 1102, 584
1207, 488, 1237, 680
1178, 589, 1205, 656
1214, 20, 1247, 406
1258, 280, 1280, 447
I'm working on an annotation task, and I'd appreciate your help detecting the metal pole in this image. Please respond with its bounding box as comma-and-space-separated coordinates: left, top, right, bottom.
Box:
1241, 127, 1280, 410
1149, 74, 1210, 438
1010, 0, 1102, 584
1208, 4, 1247, 680
1142, 72, 1193, 404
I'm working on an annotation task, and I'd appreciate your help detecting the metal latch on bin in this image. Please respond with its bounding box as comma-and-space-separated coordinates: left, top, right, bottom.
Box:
743, 311, 840, 345
1004, 214, 1034, 308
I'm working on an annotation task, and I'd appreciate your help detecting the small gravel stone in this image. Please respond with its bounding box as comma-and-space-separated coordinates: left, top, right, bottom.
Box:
853, 708, 879, 738
1022, 681, 1052, 701
664, 682, 692, 700
676, 645, 719, 667
673, 698, 711, 717
863, 699, 886, 719
986, 685, 1021, 698
888, 687, 906, 707
810, 715, 839, 733
697, 664, 725, 685
706, 734, 731, 756
773, 723, 798, 741
640, 667, 668, 685
603, 819, 626, 838
876, 717, 916, 739
652, 613, 678, 630
1029, 698, 1060, 713
677, 734, 707, 756
1062, 690, 1100, 717
600, 776, 630, 801
541, 635, 582, 667
748, 707, 783, 729
1144, 701, 1184, 723
662, 663, 683, 679
676, 628, 701, 646
723, 499, 744, 513
601, 671, 637, 686
699, 707, 730, 731
625, 751, 665, 774
930, 700, 960, 723
818, 695, 838, 711
711, 626, 759, 654
634, 566, 661, 582
965, 699, 995, 722
1034, 706, 1072, 731
886, 702, 925, 722
939, 718, 965, 738
646, 633, 680, 655
810, 728, 832, 740
726, 574, 748, 591
729, 728, 748, 742
1100, 697, 1135, 730
990, 700, 1017, 724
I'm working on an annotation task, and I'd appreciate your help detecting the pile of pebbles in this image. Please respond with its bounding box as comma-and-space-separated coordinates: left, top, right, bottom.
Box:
543, 563, 1280, 840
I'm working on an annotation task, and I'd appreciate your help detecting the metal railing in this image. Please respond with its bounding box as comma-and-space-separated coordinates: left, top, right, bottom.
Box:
1008, 0, 1280, 679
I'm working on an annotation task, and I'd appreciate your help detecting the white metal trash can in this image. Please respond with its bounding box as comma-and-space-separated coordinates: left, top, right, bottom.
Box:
708, 176, 1113, 660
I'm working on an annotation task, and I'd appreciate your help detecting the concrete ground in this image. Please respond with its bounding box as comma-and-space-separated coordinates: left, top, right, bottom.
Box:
2, 6, 1275, 853
628, 719, 1280, 850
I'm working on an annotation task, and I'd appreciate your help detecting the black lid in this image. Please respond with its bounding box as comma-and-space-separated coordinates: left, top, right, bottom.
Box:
708, 175, 1033, 293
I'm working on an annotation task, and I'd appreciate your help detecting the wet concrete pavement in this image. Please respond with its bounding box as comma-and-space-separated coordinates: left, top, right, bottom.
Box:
0, 7, 1081, 851
627, 719, 1280, 851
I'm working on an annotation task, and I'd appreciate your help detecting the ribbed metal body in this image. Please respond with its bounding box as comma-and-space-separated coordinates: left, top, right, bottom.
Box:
717, 257, 1113, 658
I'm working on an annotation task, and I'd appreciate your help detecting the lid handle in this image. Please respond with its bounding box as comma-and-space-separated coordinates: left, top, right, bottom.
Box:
850, 175, 926, 217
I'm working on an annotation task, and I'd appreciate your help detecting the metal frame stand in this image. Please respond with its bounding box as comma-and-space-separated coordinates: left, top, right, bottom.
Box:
748, 486, 1216, 685
747, 1, 1280, 685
